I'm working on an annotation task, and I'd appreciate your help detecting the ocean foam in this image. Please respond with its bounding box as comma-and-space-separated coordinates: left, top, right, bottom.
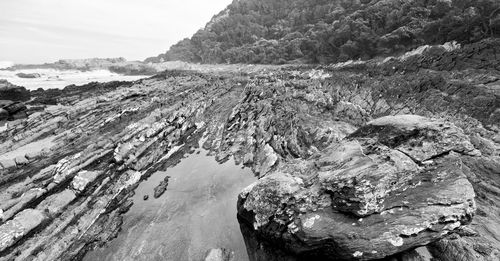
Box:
0, 68, 149, 90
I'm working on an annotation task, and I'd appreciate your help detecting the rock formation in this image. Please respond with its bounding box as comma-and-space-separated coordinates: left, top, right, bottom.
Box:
0, 101, 27, 121
0, 39, 498, 260
0, 80, 30, 101
0, 80, 30, 121
15, 73, 41, 79
153, 175, 170, 198
237, 115, 478, 260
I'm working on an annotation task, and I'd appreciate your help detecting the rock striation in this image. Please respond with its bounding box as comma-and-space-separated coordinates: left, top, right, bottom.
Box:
0, 101, 27, 121
0, 80, 30, 121
204, 248, 235, 261
0, 39, 498, 260
237, 115, 478, 260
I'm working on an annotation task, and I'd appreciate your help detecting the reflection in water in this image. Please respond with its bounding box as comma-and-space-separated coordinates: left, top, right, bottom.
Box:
84, 146, 256, 261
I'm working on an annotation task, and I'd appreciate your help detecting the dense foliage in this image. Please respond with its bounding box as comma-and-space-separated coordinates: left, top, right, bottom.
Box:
146, 0, 500, 64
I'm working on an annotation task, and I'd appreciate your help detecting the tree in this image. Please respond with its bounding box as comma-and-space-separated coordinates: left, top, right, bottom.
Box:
145, 0, 500, 64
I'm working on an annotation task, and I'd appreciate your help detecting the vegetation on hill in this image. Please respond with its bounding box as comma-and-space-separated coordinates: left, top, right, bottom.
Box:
146, 0, 500, 64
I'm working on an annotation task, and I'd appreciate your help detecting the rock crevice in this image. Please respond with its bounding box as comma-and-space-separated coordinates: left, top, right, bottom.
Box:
237, 115, 478, 260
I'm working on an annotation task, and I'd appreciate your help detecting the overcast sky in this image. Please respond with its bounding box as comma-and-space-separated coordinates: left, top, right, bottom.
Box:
0, 0, 232, 64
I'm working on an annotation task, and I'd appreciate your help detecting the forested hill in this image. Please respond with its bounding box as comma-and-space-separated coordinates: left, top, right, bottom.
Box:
146, 0, 500, 64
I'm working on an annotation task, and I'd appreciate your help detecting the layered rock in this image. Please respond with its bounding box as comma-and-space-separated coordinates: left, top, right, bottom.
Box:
380, 38, 500, 73
0, 101, 27, 121
237, 115, 479, 260
0, 39, 498, 261
0, 71, 240, 260
0, 80, 30, 121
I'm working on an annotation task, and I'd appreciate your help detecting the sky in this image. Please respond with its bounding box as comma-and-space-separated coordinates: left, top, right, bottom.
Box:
0, 0, 233, 64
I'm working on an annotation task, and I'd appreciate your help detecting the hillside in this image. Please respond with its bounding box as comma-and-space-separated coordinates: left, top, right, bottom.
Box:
146, 0, 500, 64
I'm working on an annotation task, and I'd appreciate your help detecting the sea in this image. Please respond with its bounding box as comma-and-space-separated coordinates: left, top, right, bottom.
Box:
0, 61, 149, 90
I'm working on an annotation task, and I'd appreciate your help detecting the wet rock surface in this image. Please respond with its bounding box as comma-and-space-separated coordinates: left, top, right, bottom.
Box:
153, 175, 170, 198
204, 248, 235, 261
0, 40, 498, 260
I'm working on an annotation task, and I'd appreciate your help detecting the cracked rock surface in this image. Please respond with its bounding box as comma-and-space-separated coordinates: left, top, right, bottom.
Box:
238, 115, 477, 260
0, 40, 499, 261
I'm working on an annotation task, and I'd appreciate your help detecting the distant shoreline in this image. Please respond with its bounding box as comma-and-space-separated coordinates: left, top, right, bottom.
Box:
0, 68, 150, 90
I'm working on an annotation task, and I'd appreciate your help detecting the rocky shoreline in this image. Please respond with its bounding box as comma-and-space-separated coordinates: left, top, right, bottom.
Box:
0, 39, 499, 260
2, 58, 158, 76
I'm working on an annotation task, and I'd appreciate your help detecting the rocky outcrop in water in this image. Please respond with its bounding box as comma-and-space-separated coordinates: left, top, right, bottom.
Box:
153, 175, 170, 198
0, 39, 498, 260
0, 80, 30, 102
15, 73, 41, 79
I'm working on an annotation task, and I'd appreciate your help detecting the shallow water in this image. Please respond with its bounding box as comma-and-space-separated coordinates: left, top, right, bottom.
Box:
0, 69, 148, 90
84, 147, 256, 261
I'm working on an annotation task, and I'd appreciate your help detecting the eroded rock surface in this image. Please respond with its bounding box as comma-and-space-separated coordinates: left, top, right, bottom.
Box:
0, 80, 29, 121
0, 40, 498, 261
204, 248, 235, 261
238, 115, 479, 260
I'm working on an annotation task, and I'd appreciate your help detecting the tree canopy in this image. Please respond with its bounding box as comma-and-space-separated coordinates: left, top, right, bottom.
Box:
146, 0, 500, 64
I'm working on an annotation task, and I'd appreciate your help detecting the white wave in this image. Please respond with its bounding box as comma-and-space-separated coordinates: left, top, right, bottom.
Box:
0, 69, 149, 90
0, 61, 14, 69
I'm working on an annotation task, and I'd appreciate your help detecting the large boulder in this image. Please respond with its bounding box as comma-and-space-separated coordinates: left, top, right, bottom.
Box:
237, 115, 478, 260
